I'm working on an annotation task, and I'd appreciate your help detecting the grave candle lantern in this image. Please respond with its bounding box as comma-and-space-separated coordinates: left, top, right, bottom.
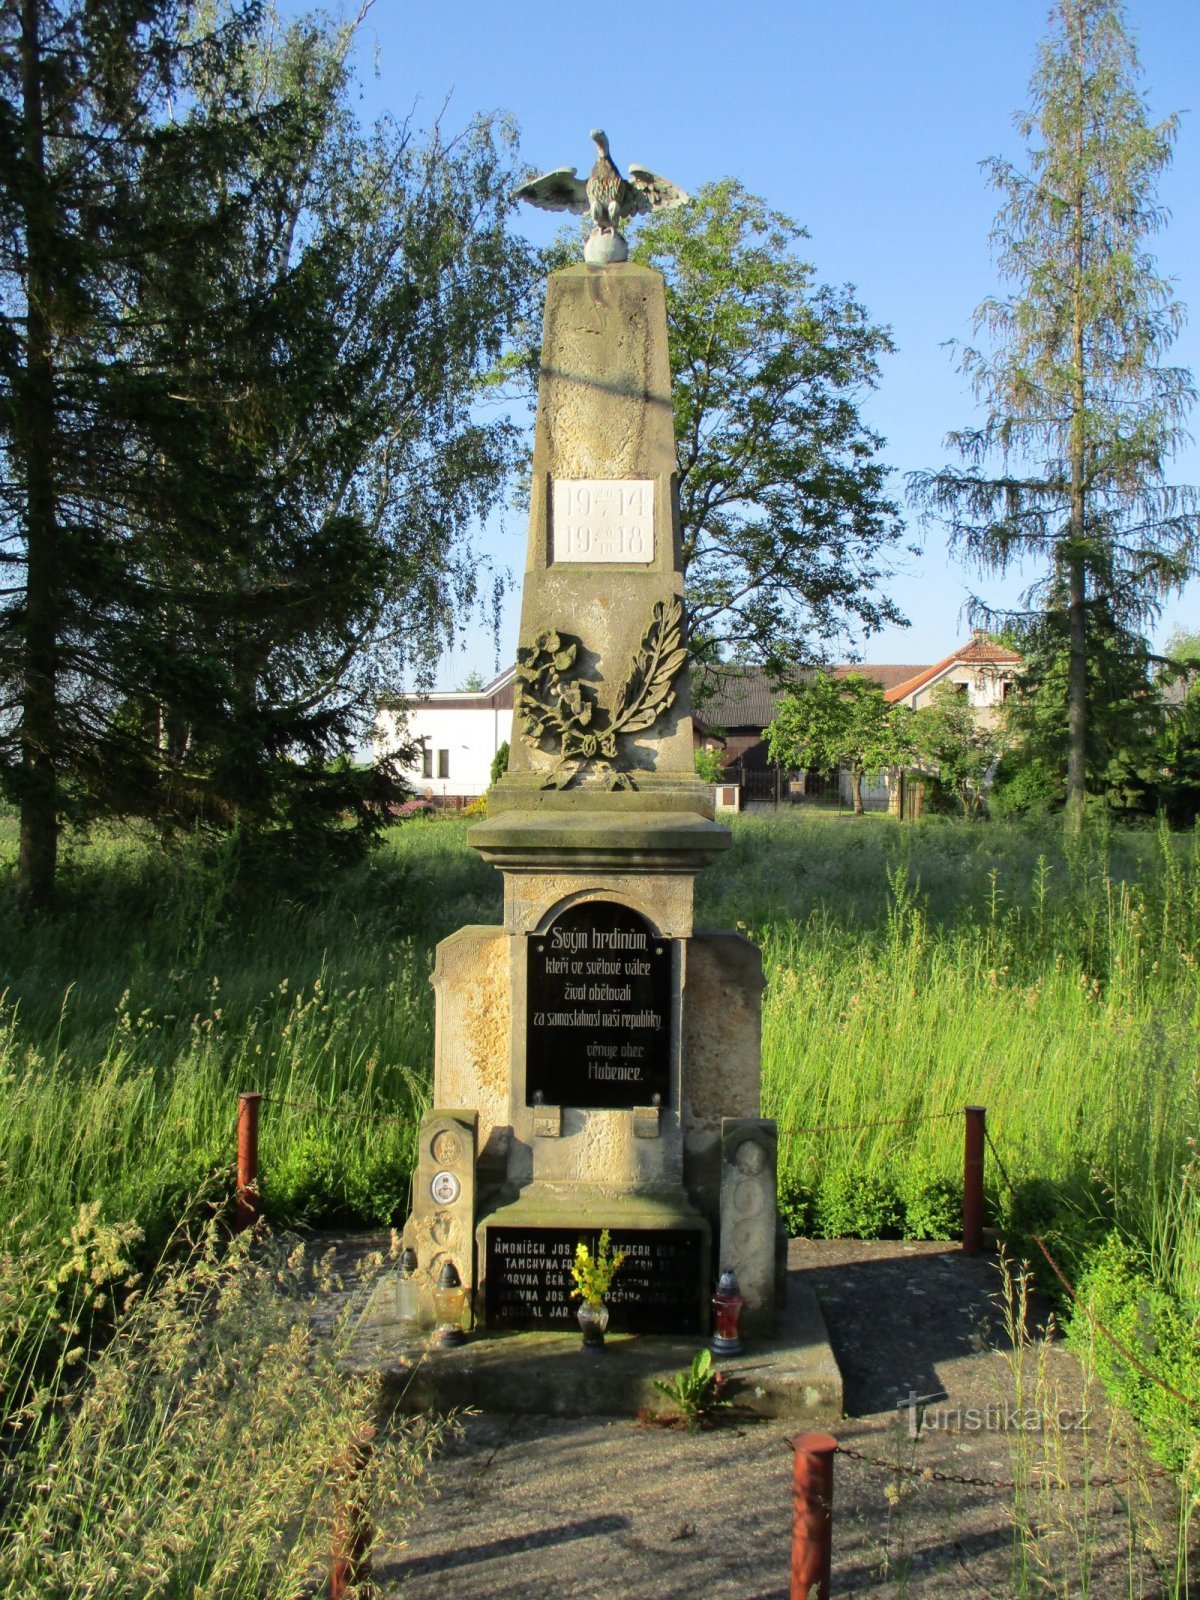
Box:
395, 1247, 419, 1338
432, 1260, 467, 1348
711, 1269, 744, 1355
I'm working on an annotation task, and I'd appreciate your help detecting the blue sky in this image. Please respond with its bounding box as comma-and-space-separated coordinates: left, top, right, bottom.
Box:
333, 0, 1200, 682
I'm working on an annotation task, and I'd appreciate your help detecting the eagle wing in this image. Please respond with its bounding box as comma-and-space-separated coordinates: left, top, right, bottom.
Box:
512, 167, 590, 215
626, 166, 690, 215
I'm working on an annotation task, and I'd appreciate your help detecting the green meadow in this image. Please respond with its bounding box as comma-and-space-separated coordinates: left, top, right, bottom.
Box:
3, 809, 1199, 1461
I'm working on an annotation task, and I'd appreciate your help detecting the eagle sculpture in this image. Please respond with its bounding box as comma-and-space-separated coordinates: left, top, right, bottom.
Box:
513, 129, 689, 264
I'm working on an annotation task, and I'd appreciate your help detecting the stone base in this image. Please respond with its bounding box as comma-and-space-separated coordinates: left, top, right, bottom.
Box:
349, 1262, 842, 1422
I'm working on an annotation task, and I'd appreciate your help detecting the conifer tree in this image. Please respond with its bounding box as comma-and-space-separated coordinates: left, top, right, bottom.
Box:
0, 0, 268, 909
0, 3, 531, 907
911, 0, 1197, 835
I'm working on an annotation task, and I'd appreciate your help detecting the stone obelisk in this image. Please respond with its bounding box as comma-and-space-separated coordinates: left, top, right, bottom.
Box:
403, 144, 779, 1340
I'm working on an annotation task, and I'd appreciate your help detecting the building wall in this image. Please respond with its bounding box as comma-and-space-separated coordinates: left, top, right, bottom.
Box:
374, 703, 514, 799
899, 663, 1012, 728
838, 769, 892, 809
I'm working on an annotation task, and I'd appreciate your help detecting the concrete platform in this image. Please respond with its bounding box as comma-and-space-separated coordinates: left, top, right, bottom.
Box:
346, 1264, 842, 1421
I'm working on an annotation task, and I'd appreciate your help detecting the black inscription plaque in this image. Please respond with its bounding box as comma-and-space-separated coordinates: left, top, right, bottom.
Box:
485, 1226, 704, 1333
526, 901, 672, 1109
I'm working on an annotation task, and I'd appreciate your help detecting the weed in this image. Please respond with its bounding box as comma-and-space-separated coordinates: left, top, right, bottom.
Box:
650, 1348, 730, 1430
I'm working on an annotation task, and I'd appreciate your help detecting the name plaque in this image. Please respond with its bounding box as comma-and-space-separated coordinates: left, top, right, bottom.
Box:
485, 1226, 704, 1333
526, 901, 672, 1109
551, 479, 654, 563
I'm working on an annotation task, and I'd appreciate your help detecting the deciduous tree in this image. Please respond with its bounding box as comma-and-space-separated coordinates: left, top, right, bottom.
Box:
910, 0, 1198, 837
765, 672, 913, 815
508, 182, 911, 688
632, 182, 909, 686
912, 682, 1002, 818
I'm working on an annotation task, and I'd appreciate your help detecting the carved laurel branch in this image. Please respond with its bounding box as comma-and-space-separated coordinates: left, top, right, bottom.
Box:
514, 595, 687, 789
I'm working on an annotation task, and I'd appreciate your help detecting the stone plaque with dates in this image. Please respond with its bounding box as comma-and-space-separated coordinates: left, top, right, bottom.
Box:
527, 901, 672, 1109
551, 479, 654, 563
485, 1226, 704, 1333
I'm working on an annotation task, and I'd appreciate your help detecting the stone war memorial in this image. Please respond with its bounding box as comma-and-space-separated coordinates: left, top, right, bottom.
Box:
362, 133, 840, 1418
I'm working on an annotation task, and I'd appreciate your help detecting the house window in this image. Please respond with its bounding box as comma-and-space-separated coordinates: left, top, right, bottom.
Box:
437, 749, 450, 779
421, 746, 433, 779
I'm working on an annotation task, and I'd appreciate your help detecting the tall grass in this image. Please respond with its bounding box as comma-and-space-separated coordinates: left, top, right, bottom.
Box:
0, 812, 500, 1403
3, 807, 1199, 1450
1, 1210, 444, 1599
701, 814, 1200, 1293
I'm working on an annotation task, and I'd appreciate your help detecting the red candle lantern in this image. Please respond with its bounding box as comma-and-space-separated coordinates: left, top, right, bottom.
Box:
711, 1269, 744, 1355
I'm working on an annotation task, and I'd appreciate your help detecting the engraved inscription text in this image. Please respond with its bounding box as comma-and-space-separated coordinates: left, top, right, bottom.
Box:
552, 479, 654, 564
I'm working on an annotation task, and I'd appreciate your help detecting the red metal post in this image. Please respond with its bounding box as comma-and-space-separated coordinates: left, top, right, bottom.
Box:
963, 1105, 986, 1255
791, 1430, 836, 1600
331, 1429, 376, 1600
235, 1092, 262, 1231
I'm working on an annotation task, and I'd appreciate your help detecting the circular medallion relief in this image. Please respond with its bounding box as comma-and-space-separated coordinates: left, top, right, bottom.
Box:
734, 1140, 767, 1176
431, 1130, 461, 1166
430, 1169, 461, 1206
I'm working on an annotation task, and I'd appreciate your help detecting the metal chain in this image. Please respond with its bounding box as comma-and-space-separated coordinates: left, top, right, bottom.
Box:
780, 1110, 960, 1138
833, 1442, 1016, 1489
984, 1128, 1200, 1418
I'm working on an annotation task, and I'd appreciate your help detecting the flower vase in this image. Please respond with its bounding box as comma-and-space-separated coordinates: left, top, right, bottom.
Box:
577, 1300, 609, 1350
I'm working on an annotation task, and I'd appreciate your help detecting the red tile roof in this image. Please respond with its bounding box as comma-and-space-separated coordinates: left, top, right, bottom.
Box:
694, 665, 934, 729
884, 642, 1022, 703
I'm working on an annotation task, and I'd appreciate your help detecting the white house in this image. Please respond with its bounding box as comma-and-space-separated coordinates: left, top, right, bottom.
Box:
883, 634, 1021, 726
374, 667, 514, 803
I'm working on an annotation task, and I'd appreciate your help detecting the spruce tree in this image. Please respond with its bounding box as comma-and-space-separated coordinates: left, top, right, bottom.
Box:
911, 0, 1198, 835
0, 0, 267, 909
0, 4, 531, 906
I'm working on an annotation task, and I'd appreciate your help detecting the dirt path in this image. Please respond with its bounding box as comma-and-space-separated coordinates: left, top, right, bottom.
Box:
327, 1237, 1187, 1597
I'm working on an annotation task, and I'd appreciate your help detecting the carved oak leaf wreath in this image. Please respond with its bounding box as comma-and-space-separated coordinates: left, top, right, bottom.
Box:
514, 595, 687, 789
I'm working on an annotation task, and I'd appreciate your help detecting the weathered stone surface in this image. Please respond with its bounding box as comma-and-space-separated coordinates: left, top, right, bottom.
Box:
431, 928, 512, 1168
353, 1264, 839, 1420
531, 266, 676, 502
501, 870, 697, 938
497, 266, 697, 788
681, 931, 766, 1229
718, 1118, 779, 1338
403, 1110, 477, 1322
402, 260, 779, 1349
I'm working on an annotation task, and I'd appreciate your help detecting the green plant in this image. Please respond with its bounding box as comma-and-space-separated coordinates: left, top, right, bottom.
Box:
569, 1229, 627, 1309
0, 1217, 446, 1598
488, 741, 510, 786
899, 1157, 960, 1241
765, 673, 914, 815
1067, 1231, 1200, 1471
694, 746, 725, 784
652, 1348, 731, 1430
814, 1169, 903, 1240
4, 808, 1200, 1482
